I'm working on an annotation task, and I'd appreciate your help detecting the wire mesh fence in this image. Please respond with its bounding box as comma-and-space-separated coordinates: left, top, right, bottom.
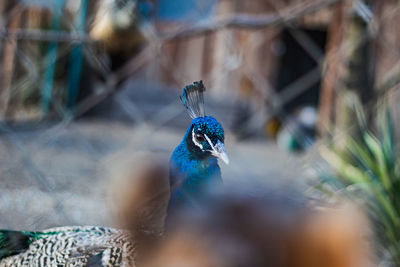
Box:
0, 0, 399, 237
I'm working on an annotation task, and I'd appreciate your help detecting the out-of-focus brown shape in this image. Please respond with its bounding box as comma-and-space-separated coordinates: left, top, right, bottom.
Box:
111, 156, 170, 264
139, 187, 372, 267
291, 206, 372, 267
114, 159, 372, 267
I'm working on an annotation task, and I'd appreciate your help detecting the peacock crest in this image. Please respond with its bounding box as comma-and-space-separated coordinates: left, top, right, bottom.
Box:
180, 80, 205, 119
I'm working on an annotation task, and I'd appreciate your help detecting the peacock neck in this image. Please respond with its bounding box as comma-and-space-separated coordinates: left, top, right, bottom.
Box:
168, 139, 221, 213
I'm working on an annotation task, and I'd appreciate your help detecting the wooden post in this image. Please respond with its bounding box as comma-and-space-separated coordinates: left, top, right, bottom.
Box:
333, 1, 374, 150
0, 0, 4, 53
318, 0, 374, 143
317, 1, 345, 137
0, 3, 21, 118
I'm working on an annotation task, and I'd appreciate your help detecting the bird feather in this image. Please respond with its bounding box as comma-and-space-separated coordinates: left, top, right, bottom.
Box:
180, 80, 206, 119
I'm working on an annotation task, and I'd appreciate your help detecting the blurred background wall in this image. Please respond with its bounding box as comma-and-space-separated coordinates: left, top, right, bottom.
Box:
1, 0, 399, 143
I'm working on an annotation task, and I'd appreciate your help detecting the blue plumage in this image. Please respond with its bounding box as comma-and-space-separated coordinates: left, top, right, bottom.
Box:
168, 81, 228, 214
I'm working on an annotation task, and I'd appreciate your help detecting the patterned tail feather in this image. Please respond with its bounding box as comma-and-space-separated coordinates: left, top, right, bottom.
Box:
180, 81, 206, 119
0, 230, 38, 260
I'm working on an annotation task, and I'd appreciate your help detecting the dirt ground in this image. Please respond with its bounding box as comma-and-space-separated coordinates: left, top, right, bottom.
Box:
0, 119, 316, 230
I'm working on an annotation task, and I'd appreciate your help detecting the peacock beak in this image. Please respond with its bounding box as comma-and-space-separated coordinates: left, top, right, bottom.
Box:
212, 140, 229, 165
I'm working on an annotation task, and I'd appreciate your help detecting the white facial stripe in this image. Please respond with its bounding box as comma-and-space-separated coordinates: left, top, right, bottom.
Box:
203, 134, 215, 151
192, 129, 204, 150
204, 134, 226, 159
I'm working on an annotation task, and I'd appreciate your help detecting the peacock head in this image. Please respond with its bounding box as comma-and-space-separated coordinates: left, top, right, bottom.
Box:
181, 81, 229, 164
187, 116, 228, 164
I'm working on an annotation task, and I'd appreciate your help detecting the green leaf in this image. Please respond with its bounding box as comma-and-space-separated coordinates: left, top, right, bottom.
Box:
364, 133, 391, 191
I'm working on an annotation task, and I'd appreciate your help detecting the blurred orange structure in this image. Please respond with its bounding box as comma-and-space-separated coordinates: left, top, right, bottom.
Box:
116, 159, 373, 267
140, 190, 372, 267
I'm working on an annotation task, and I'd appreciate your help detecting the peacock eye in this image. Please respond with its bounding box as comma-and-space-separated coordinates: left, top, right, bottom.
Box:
195, 133, 205, 143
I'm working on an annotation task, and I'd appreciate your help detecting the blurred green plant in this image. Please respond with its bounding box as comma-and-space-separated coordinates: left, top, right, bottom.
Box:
318, 101, 400, 265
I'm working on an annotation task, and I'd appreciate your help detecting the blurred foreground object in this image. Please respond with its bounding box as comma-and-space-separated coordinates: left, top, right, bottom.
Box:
318, 101, 399, 265
110, 154, 170, 260
140, 185, 371, 267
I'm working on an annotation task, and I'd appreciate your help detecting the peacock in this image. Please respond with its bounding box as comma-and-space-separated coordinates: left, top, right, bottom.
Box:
0, 81, 228, 266
168, 80, 229, 215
